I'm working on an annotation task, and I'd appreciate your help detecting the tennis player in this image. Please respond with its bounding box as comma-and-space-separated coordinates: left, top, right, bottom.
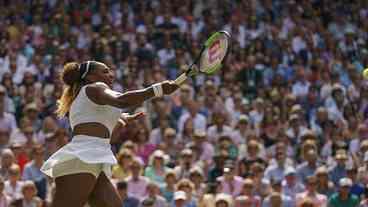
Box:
41, 61, 178, 207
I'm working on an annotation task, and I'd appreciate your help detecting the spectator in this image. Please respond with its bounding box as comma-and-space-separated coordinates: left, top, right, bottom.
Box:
125, 159, 148, 199
10, 180, 42, 207
141, 197, 155, 207
4, 164, 23, 200
264, 144, 290, 183
0, 177, 9, 207
358, 151, 368, 185
315, 166, 335, 198
178, 100, 207, 135
0, 149, 15, 180
22, 144, 47, 200
189, 167, 206, 199
214, 193, 233, 207
116, 181, 139, 207
217, 161, 243, 197
296, 148, 320, 184
191, 129, 215, 165
1, 0, 368, 206
176, 179, 197, 207
237, 178, 261, 207
282, 167, 305, 202
144, 150, 169, 187
161, 170, 177, 203
174, 149, 195, 180
141, 181, 168, 207
346, 167, 365, 199
328, 177, 359, 207
158, 128, 179, 162
295, 176, 327, 207
173, 191, 187, 207
111, 148, 133, 180
199, 182, 221, 207
329, 149, 349, 186
0, 86, 17, 134
262, 180, 294, 207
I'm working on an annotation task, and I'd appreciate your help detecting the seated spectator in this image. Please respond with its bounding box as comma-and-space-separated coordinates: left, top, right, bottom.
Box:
198, 182, 221, 207
264, 144, 291, 183
125, 159, 148, 199
282, 167, 305, 202
329, 149, 349, 186
158, 128, 180, 164
22, 144, 47, 200
0, 149, 15, 180
4, 164, 24, 200
262, 180, 294, 207
111, 148, 133, 180
116, 181, 139, 207
10, 180, 42, 207
189, 167, 206, 199
0, 177, 10, 207
161, 170, 177, 203
236, 178, 261, 207
136, 127, 156, 165
214, 193, 233, 207
140, 181, 168, 207
207, 110, 232, 143
173, 191, 187, 207
295, 176, 327, 207
346, 166, 364, 199
315, 166, 335, 198
328, 177, 359, 207
176, 179, 197, 207
0, 88, 17, 134
217, 161, 243, 197
175, 149, 195, 180
144, 150, 169, 187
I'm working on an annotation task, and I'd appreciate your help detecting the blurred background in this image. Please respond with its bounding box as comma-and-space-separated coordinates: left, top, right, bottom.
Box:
0, 0, 368, 207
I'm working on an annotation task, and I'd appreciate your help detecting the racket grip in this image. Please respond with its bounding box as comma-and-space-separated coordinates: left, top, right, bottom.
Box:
174, 73, 188, 85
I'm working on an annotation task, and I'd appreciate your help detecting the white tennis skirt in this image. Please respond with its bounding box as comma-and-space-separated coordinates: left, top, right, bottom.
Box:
41, 135, 117, 178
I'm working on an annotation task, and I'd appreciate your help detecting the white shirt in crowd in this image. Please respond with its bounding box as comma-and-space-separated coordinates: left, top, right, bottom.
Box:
157, 48, 175, 66
206, 125, 233, 143
4, 180, 23, 200
177, 112, 207, 135
0, 112, 17, 133
292, 81, 310, 98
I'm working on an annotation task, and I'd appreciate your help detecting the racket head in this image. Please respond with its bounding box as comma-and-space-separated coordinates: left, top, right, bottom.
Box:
199, 31, 231, 75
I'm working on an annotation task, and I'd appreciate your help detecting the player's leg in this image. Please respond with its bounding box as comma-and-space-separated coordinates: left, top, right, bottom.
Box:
88, 172, 122, 207
52, 173, 97, 207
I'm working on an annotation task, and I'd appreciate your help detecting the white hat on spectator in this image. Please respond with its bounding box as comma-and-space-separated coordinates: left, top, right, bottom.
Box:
339, 177, 353, 187
285, 167, 296, 176
136, 25, 147, 34
215, 193, 233, 205
174, 191, 186, 201
364, 151, 368, 162
238, 114, 249, 123
152, 150, 165, 159
189, 167, 204, 177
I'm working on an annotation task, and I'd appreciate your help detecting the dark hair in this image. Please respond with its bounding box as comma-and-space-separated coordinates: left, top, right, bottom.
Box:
56, 61, 98, 117
116, 181, 128, 190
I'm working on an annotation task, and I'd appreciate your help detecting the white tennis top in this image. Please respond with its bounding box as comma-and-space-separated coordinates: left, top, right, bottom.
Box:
69, 82, 121, 136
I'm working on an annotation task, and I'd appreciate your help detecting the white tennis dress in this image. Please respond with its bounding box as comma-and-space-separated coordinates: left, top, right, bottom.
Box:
41, 82, 122, 178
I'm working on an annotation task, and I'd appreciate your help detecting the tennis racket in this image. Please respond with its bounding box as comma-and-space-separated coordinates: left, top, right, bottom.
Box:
174, 30, 231, 85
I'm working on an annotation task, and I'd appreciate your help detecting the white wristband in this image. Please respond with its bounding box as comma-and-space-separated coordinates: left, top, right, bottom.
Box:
152, 83, 163, 97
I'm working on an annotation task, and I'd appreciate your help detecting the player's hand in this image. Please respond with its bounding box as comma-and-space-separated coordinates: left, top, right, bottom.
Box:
161, 80, 179, 95
118, 111, 146, 126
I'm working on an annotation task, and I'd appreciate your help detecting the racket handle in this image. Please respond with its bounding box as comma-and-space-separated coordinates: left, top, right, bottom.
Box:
174, 73, 188, 85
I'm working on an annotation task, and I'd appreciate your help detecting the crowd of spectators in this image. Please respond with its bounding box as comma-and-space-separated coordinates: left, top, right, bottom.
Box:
1, 0, 368, 206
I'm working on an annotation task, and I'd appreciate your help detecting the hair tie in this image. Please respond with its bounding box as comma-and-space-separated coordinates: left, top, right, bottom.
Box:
80, 61, 91, 80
